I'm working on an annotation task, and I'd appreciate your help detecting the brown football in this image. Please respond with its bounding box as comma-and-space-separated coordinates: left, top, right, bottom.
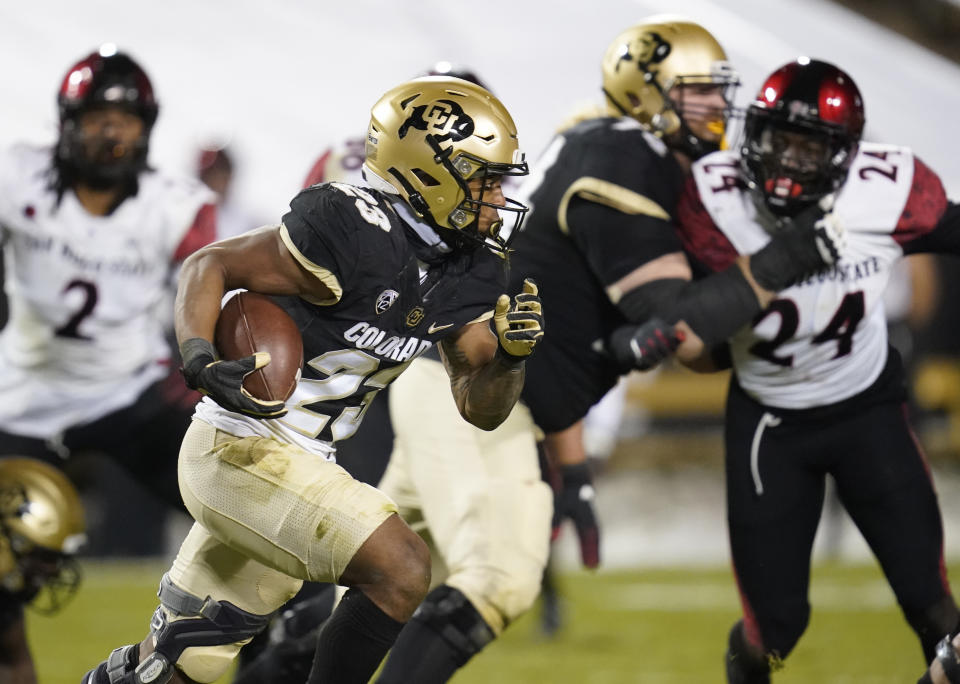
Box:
214, 291, 303, 402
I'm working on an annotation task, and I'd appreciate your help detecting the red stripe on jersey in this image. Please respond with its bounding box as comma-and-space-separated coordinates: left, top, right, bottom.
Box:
173, 203, 218, 262
676, 175, 739, 273
303, 150, 333, 189
893, 157, 947, 246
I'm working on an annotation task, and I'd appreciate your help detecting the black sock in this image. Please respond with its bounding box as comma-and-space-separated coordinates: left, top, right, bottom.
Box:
376, 585, 494, 684
307, 588, 404, 684
376, 618, 461, 684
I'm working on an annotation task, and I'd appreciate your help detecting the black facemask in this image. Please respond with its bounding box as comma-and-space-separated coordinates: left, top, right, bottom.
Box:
54, 117, 150, 198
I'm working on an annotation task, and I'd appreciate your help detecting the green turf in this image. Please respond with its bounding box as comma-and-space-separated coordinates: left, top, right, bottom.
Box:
30, 559, 943, 683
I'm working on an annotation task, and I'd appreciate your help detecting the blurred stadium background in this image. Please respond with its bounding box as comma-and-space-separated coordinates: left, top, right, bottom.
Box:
5, 0, 960, 681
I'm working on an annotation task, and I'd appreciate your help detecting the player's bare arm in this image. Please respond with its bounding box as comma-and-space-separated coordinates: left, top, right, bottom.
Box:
175, 225, 332, 418
438, 280, 544, 431
174, 224, 331, 345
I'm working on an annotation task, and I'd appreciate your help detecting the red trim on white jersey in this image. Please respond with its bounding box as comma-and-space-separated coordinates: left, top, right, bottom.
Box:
173, 202, 218, 262
893, 157, 947, 245
676, 174, 739, 272
303, 150, 333, 189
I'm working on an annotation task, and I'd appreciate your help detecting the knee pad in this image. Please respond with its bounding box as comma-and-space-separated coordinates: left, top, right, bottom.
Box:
82, 573, 274, 684
412, 585, 494, 666
154, 573, 273, 682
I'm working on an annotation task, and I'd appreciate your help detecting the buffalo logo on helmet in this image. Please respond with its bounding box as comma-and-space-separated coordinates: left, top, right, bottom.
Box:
375, 289, 399, 315
617, 31, 672, 74
398, 100, 475, 143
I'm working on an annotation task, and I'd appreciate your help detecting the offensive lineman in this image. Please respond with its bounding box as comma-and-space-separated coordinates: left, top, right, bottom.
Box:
0, 48, 216, 524
509, 16, 845, 536
82, 76, 544, 684
671, 58, 960, 681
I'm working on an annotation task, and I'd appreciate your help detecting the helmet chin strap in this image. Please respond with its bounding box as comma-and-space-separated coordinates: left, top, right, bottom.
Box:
364, 161, 485, 257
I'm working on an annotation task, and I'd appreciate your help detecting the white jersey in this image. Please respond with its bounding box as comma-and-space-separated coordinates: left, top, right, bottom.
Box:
682, 143, 946, 409
0, 143, 216, 437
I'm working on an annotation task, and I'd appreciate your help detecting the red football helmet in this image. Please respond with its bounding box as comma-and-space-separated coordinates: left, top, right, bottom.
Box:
55, 45, 158, 191
740, 58, 864, 216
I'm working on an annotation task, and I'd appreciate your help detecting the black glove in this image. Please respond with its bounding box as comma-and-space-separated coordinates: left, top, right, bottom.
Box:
494, 278, 544, 360
180, 338, 287, 419
749, 200, 845, 292
551, 462, 600, 569
605, 318, 684, 372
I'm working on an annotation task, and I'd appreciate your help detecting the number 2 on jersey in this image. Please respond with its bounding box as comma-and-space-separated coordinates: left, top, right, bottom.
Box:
749, 291, 865, 366
54, 279, 98, 339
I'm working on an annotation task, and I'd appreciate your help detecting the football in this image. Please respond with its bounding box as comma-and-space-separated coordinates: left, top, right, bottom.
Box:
214, 291, 303, 402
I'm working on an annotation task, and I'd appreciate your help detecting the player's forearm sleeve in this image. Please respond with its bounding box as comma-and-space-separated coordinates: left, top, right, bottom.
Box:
616, 267, 760, 348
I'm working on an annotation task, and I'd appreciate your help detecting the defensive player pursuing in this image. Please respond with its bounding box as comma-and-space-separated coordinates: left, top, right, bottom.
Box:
0, 458, 85, 683
82, 76, 544, 684
509, 16, 845, 542
0, 45, 217, 514
667, 58, 960, 681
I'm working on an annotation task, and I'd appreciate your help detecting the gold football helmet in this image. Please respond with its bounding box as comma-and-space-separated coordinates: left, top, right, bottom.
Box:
364, 76, 528, 255
601, 15, 739, 157
0, 458, 86, 613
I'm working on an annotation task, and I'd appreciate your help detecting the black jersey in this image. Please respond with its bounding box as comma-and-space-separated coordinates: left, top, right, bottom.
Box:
509, 117, 686, 432
196, 182, 505, 448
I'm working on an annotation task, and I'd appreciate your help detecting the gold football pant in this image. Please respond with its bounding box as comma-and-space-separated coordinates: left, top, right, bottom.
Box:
167, 419, 397, 682
380, 356, 552, 635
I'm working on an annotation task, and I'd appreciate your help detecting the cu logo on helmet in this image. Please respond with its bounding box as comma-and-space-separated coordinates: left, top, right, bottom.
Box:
622, 31, 671, 71
398, 99, 475, 142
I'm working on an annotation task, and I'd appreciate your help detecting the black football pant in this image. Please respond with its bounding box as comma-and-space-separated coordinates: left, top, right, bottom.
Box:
725, 374, 956, 666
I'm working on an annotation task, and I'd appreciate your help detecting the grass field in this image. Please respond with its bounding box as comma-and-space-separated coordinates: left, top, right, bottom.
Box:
31, 559, 939, 683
